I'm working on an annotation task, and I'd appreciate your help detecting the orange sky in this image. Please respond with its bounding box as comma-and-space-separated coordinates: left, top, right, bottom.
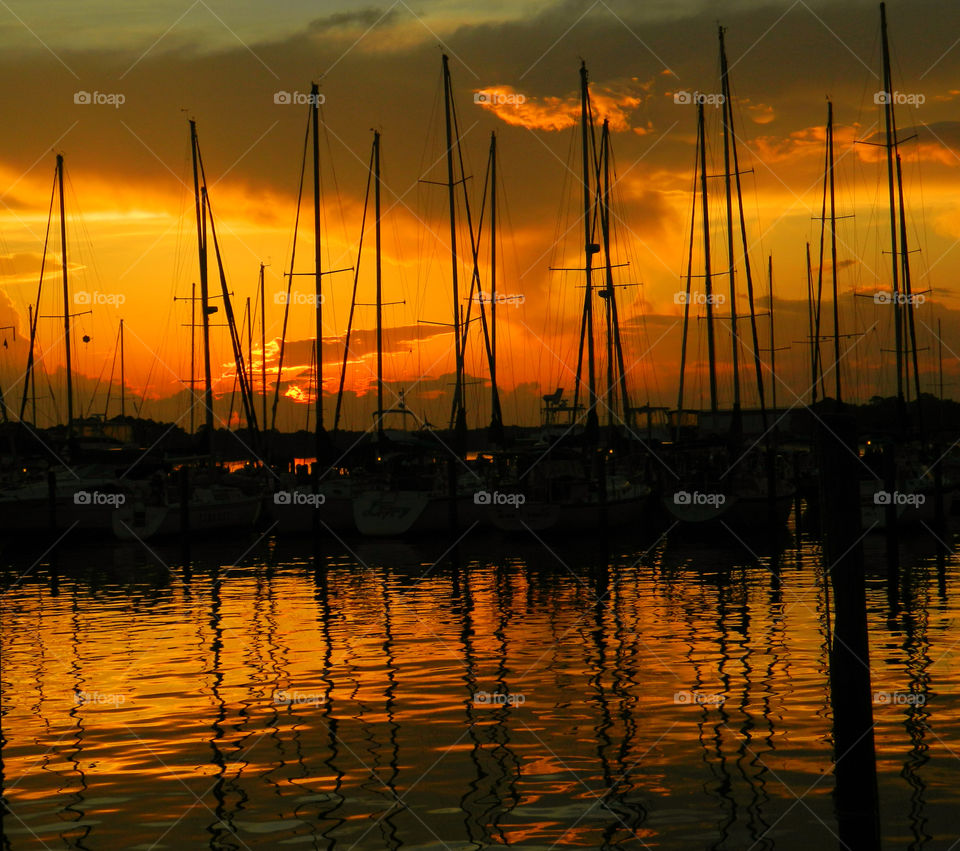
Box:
1, 0, 959, 431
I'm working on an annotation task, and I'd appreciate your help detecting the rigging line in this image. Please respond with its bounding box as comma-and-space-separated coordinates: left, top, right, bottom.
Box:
20, 166, 58, 421
196, 145, 258, 429
271, 112, 311, 431
333, 139, 374, 432
103, 322, 121, 417
454, 129, 498, 418
84, 339, 112, 419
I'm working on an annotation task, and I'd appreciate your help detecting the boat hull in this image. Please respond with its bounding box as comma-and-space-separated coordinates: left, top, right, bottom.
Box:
113, 495, 262, 541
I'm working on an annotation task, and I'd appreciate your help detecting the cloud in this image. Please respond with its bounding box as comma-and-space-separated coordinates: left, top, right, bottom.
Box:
473, 80, 646, 132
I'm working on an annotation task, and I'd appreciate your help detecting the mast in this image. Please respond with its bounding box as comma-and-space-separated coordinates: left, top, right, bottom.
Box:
57, 154, 74, 437
190, 120, 215, 441
119, 318, 125, 418
600, 120, 616, 430
579, 61, 599, 437
29, 305, 36, 423
441, 55, 467, 448
597, 119, 630, 430
767, 255, 777, 412
676, 124, 699, 431
721, 25, 767, 431
718, 28, 741, 423
880, 1, 905, 423
245, 296, 253, 428
374, 130, 384, 438
488, 131, 504, 439
896, 151, 922, 426
311, 81, 325, 457
698, 103, 718, 413
826, 101, 842, 404
190, 281, 196, 433
259, 263, 266, 429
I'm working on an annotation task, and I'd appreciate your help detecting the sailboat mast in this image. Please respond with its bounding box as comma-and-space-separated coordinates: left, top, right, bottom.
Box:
698, 103, 718, 413
29, 305, 36, 424
722, 25, 767, 430
120, 318, 125, 418
676, 137, 698, 425
768, 255, 777, 412
245, 296, 253, 428
189, 281, 196, 433
489, 132, 498, 427
441, 55, 466, 442
827, 101, 842, 404
311, 81, 324, 451
600, 120, 616, 429
57, 154, 74, 436
374, 130, 384, 437
579, 62, 598, 433
190, 120, 215, 439
605, 148, 631, 426
259, 263, 266, 428
895, 152, 922, 423
880, 2, 905, 416
718, 28, 741, 418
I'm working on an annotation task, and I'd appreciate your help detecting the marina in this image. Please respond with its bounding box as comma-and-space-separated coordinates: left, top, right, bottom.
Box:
2, 1, 960, 847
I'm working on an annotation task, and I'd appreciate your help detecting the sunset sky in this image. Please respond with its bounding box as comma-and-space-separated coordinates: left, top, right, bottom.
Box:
1, 0, 958, 432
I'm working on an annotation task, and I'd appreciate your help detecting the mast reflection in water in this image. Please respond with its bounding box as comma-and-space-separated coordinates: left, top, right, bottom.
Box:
2, 531, 960, 848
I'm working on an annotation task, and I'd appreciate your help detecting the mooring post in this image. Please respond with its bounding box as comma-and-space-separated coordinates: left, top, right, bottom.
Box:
817, 412, 881, 850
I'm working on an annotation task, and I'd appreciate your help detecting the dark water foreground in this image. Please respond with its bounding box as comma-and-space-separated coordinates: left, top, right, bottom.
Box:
1, 527, 958, 849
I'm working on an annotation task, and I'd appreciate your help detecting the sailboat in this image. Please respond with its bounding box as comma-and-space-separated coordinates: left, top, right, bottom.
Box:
0, 154, 139, 537
665, 26, 794, 533
269, 83, 374, 535
351, 55, 489, 538
112, 120, 260, 541
854, 2, 945, 533
486, 62, 652, 535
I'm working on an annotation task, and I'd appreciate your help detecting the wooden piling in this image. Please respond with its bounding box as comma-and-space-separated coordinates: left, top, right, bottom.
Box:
816, 413, 881, 849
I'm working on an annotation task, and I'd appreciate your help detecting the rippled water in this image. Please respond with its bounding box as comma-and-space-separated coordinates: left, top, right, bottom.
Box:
1, 526, 958, 849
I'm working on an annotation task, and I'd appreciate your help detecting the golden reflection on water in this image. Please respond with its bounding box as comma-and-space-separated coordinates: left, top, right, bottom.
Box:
1, 531, 959, 848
